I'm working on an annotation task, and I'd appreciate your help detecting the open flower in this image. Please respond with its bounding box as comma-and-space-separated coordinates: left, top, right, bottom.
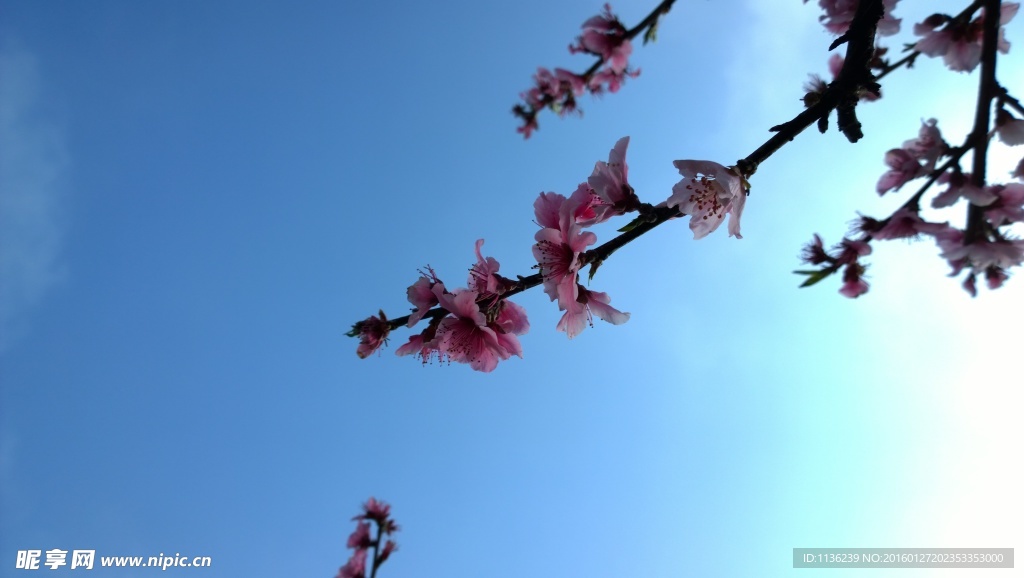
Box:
984, 183, 1024, 225
936, 228, 1024, 271
556, 285, 629, 338
667, 160, 748, 239
808, 0, 901, 36
877, 148, 925, 194
839, 261, 870, 298
432, 286, 527, 373
533, 219, 596, 309
405, 268, 441, 327
469, 239, 513, 297
930, 171, 997, 208
588, 136, 640, 220
876, 121, 947, 195
914, 3, 1019, 72
867, 208, 950, 240
569, 4, 631, 72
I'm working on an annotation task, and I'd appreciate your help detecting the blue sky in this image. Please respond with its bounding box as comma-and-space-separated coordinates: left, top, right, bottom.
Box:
2, 1, 1021, 576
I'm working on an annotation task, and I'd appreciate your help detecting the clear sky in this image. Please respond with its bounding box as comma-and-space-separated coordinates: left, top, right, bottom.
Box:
1, 1, 1021, 576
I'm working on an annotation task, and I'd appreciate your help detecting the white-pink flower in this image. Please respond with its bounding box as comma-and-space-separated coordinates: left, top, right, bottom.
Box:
985, 183, 1024, 225
877, 119, 948, 195
930, 171, 998, 208
877, 149, 924, 194
870, 208, 949, 240
903, 118, 947, 170
667, 160, 747, 239
808, 0, 901, 36
996, 110, 1024, 145
936, 229, 1024, 271
914, 3, 1018, 72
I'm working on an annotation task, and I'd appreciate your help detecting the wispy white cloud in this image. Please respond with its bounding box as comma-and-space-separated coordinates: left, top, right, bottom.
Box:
725, 0, 820, 130
0, 43, 69, 351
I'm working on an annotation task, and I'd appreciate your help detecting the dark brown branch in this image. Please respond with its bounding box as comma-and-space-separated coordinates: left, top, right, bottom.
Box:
964, 0, 1001, 244
737, 0, 886, 177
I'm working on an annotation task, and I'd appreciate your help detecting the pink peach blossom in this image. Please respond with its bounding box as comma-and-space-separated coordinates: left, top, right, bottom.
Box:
347, 522, 372, 550
534, 191, 567, 230
378, 540, 398, 564
406, 269, 441, 327
556, 285, 630, 338
395, 333, 433, 362
355, 312, 390, 358
876, 149, 925, 194
903, 118, 947, 170
984, 183, 1024, 225
962, 272, 978, 297
469, 239, 508, 296
839, 262, 869, 298
937, 232, 1024, 271
533, 221, 596, 308
800, 234, 831, 265
588, 67, 640, 94
569, 4, 631, 72
356, 497, 393, 525
870, 208, 949, 240
985, 266, 1009, 290
808, 0, 901, 36
930, 172, 998, 208
588, 136, 641, 219
337, 549, 367, 578
565, 183, 606, 227
432, 286, 526, 373
838, 238, 872, 260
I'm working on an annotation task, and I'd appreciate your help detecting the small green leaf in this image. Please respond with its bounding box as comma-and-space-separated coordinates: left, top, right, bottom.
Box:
643, 19, 659, 45
794, 268, 834, 288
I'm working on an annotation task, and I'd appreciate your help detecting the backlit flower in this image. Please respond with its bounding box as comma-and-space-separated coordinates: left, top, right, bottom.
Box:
432, 287, 526, 373
355, 312, 390, 358
914, 3, 1019, 72
667, 160, 747, 239
556, 285, 629, 338
588, 136, 640, 220
569, 4, 631, 72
